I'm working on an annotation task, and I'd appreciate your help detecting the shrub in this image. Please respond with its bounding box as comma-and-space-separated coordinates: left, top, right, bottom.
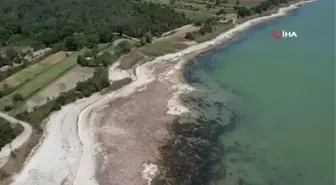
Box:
185, 32, 196, 40
12, 93, 24, 102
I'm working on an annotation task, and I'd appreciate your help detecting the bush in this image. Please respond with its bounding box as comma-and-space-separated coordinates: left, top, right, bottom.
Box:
4, 105, 13, 112
12, 93, 24, 102
216, 8, 226, 15
199, 25, 213, 35
117, 40, 133, 53
185, 32, 196, 40
193, 21, 202, 27
144, 32, 153, 43
140, 38, 147, 46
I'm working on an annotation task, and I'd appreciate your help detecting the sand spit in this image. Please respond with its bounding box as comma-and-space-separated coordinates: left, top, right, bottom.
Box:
9, 1, 315, 185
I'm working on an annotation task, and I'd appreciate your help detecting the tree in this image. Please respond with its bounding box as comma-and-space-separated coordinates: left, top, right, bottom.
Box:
77, 55, 88, 66
86, 34, 100, 48
4, 105, 13, 112
117, 40, 133, 53
0, 119, 22, 149
62, 25, 76, 37
193, 21, 202, 27
199, 25, 213, 35
216, 8, 227, 15
144, 32, 153, 43
12, 93, 24, 102
140, 37, 147, 46
185, 32, 195, 40
6, 48, 17, 60
98, 26, 115, 43
65, 34, 87, 51
205, 17, 217, 25
169, 0, 176, 5
215, 0, 221, 6
234, 5, 251, 18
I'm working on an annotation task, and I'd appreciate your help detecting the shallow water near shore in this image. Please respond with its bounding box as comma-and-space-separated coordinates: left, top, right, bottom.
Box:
184, 1, 335, 185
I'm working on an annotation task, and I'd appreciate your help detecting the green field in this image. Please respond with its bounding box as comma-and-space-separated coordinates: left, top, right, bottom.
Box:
0, 52, 67, 89
99, 39, 134, 54
194, 22, 235, 42
139, 39, 188, 57
0, 50, 84, 110
144, 0, 235, 21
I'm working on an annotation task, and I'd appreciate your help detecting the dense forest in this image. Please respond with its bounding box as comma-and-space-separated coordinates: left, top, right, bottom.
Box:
0, 0, 190, 49
0, 118, 23, 150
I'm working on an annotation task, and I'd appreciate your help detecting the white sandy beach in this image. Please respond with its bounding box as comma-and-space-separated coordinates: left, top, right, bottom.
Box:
9, 1, 315, 184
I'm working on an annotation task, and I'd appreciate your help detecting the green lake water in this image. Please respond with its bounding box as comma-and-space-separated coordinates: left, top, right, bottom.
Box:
186, 1, 335, 185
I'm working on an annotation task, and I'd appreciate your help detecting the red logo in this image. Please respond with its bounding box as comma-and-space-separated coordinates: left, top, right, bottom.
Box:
272, 29, 281, 39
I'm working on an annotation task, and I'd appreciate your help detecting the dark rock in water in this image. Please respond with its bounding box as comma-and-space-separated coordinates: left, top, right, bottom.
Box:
296, 173, 302, 177
272, 167, 277, 171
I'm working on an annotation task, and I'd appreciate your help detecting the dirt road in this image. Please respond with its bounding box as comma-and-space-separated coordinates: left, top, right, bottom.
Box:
0, 112, 32, 168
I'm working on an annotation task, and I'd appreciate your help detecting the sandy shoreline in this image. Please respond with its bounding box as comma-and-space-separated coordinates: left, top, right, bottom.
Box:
8, 1, 315, 184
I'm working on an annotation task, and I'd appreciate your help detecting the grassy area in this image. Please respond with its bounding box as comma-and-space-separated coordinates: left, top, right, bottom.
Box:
144, 0, 235, 21
0, 50, 84, 110
195, 22, 235, 43
175, 8, 212, 21
139, 39, 188, 57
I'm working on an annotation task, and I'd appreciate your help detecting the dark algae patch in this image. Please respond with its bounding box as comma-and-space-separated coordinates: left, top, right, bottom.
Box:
152, 93, 236, 185
152, 60, 242, 185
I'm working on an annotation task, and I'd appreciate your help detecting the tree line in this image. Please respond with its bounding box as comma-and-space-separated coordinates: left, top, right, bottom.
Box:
0, 0, 190, 50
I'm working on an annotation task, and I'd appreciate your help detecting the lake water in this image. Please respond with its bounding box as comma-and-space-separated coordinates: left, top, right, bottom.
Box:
184, 1, 335, 185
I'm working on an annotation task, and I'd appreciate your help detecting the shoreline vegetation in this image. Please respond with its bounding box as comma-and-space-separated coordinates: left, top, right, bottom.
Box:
0, 0, 315, 184
0, 118, 23, 151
